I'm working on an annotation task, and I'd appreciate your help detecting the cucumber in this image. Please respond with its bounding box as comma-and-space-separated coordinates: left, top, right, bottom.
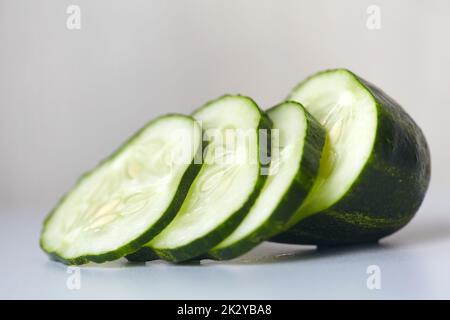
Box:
272, 69, 431, 245
40, 115, 203, 264
127, 95, 271, 263
208, 101, 325, 260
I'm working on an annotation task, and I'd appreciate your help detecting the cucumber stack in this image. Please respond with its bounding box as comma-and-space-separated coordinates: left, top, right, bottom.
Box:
40, 69, 431, 265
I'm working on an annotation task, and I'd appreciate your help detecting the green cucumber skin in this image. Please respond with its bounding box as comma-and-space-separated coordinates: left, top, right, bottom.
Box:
125, 247, 160, 262
208, 102, 326, 260
272, 70, 431, 245
128, 95, 273, 263
40, 114, 204, 265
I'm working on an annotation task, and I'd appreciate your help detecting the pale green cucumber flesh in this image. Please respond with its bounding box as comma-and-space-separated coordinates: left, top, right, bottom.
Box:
40, 115, 203, 264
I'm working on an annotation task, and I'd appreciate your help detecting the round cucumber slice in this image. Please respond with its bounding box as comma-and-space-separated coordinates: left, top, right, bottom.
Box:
208, 101, 325, 260
40, 115, 203, 264
127, 95, 271, 263
272, 69, 431, 245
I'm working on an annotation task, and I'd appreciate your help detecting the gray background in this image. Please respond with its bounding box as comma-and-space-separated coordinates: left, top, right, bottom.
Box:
1, 0, 449, 299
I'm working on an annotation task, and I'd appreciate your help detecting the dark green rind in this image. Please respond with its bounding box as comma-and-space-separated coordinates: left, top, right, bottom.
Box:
125, 247, 160, 262
129, 95, 272, 263
208, 101, 326, 260
271, 69, 431, 245
40, 114, 204, 265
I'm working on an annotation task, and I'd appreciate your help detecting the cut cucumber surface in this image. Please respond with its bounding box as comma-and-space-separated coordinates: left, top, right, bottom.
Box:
272, 69, 431, 245
208, 101, 325, 260
40, 115, 203, 264
127, 95, 271, 263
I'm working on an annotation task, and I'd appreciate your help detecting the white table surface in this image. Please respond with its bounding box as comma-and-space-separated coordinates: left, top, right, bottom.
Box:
1, 188, 449, 300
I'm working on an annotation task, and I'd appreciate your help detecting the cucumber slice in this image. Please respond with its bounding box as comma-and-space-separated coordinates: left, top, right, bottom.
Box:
272, 69, 431, 245
40, 115, 203, 264
208, 101, 325, 260
127, 95, 271, 262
